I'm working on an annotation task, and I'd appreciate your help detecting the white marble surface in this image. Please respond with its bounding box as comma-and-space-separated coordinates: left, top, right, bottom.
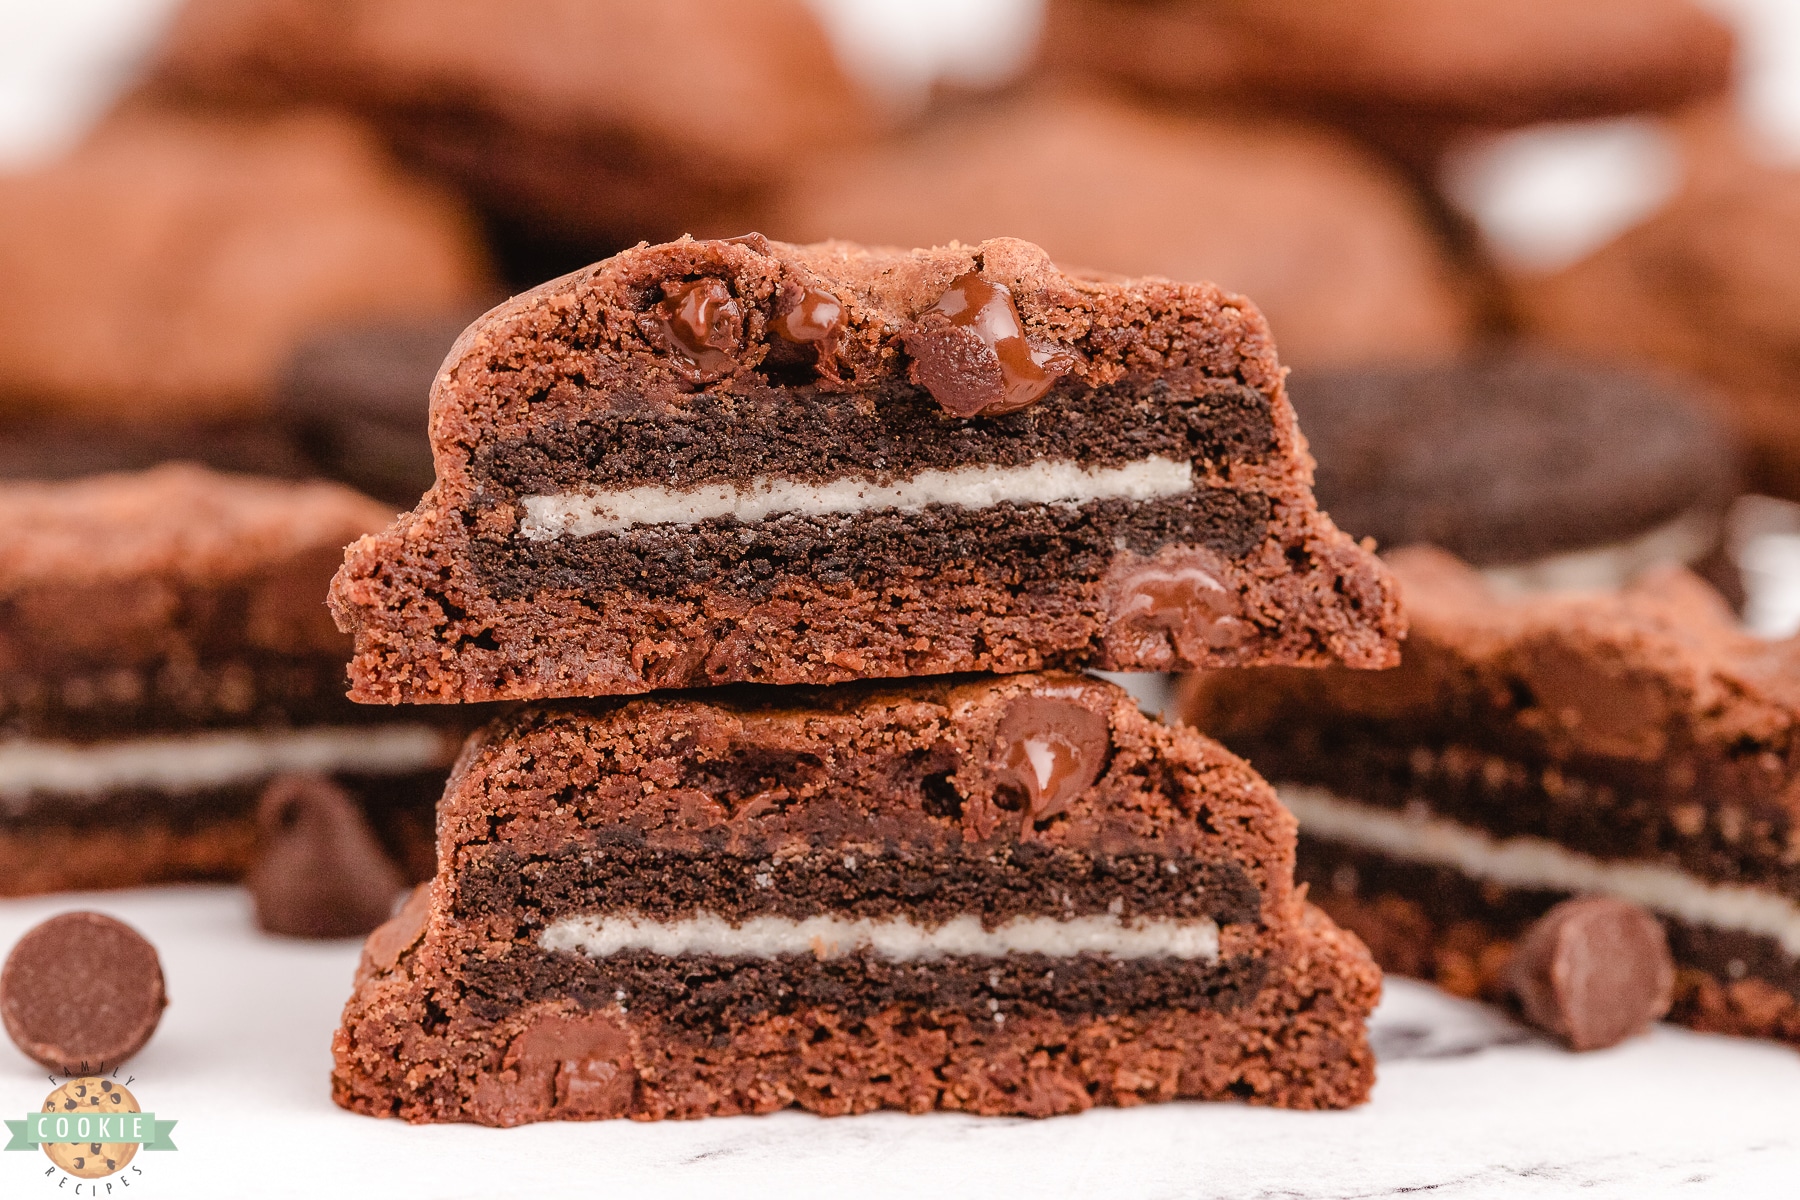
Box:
0, 886, 1796, 1198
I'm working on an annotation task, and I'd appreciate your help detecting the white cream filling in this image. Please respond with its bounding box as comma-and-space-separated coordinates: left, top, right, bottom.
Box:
1479, 506, 1719, 595
518, 456, 1194, 541
1281, 785, 1800, 956
540, 911, 1221, 963
0, 725, 453, 801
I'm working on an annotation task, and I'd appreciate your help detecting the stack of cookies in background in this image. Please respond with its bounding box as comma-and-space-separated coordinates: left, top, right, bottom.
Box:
0, 463, 481, 929
326, 233, 1407, 1123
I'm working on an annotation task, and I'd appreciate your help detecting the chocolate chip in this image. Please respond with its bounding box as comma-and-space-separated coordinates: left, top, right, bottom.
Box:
901, 271, 1077, 417
476, 1012, 636, 1123
719, 231, 771, 254
655, 278, 743, 374
247, 774, 406, 939
1512, 641, 1667, 758
1, 912, 167, 1073
1106, 563, 1252, 668
1505, 896, 1674, 1051
772, 286, 844, 345
994, 691, 1111, 824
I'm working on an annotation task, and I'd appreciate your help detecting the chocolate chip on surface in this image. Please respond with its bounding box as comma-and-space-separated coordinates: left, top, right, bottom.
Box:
902, 271, 1076, 417
1, 912, 167, 1073
248, 774, 407, 940
1506, 895, 1674, 1051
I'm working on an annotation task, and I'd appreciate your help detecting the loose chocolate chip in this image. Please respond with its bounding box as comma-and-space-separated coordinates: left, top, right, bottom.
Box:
994, 691, 1111, 823
772, 286, 844, 345
1107, 564, 1252, 667
656, 278, 743, 373
901, 271, 1076, 418
247, 774, 406, 939
1506, 896, 1674, 1051
1, 912, 167, 1074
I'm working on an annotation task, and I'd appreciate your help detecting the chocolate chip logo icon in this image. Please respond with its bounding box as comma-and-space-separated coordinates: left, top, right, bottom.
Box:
38, 1078, 140, 1178
4, 1076, 178, 1180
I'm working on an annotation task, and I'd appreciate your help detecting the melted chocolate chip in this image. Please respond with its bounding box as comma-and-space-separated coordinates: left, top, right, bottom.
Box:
773, 287, 844, 344
656, 278, 743, 374
1505, 896, 1673, 1051
902, 271, 1077, 418
1, 912, 166, 1073
499, 1012, 636, 1120
247, 774, 406, 939
994, 691, 1111, 823
1107, 564, 1252, 667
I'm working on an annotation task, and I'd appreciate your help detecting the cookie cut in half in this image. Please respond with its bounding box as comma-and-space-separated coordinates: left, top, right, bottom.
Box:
332, 673, 1380, 1122
1179, 547, 1800, 1046
329, 235, 1403, 704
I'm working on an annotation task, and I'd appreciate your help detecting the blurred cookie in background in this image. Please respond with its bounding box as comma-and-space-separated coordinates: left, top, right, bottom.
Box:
764, 88, 1475, 368
0, 417, 311, 484
277, 315, 473, 506
1288, 351, 1741, 597
1176, 547, 1800, 1047
1516, 146, 1800, 504
150, 0, 876, 270
0, 465, 476, 895
1039, 0, 1734, 167
0, 105, 493, 424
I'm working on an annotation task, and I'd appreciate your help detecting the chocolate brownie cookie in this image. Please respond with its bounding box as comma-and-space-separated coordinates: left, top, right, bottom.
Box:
1040, 0, 1733, 153
1518, 157, 1800, 501
0, 465, 472, 894
328, 234, 1404, 704
277, 317, 472, 505
1286, 351, 1740, 590
333, 673, 1381, 1122
0, 107, 491, 422
765, 89, 1473, 368
1179, 546, 1800, 1046
151, 0, 873, 250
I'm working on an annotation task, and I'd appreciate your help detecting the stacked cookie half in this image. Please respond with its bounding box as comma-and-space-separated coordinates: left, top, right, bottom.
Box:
327, 234, 1405, 1123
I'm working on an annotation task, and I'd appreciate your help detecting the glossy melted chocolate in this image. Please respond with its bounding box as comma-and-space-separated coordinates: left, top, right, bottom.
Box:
656, 278, 743, 373
994, 690, 1111, 824
773, 287, 844, 345
902, 272, 1077, 418
1109, 564, 1252, 667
